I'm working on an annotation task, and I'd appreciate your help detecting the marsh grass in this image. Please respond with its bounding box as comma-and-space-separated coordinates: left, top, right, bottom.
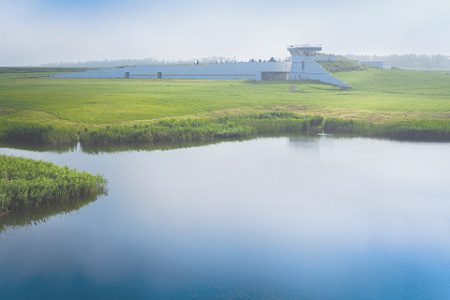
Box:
0, 119, 77, 145
323, 118, 450, 141
0, 155, 107, 213
78, 113, 324, 145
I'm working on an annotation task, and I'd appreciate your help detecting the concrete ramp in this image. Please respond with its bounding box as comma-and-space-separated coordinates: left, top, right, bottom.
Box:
287, 44, 350, 87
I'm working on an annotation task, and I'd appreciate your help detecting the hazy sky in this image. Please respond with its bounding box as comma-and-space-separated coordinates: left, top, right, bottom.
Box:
1, 0, 449, 66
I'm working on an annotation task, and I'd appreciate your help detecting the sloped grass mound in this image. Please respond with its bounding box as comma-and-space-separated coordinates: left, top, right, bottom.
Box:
319, 59, 367, 73
0, 155, 107, 213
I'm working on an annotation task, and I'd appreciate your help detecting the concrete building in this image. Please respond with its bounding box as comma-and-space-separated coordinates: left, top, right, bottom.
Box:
51, 62, 291, 81
287, 44, 349, 87
48, 44, 349, 87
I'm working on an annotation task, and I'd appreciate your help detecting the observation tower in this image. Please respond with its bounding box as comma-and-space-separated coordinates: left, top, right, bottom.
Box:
287, 44, 349, 87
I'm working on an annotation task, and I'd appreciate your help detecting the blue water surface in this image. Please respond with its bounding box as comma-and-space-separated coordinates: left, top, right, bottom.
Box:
1, 136, 450, 299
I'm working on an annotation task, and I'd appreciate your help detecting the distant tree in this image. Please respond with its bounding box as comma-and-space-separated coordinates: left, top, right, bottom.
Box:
344, 53, 450, 68
269, 57, 276, 62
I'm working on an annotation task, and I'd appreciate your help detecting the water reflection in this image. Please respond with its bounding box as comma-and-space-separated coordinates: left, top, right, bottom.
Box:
79, 138, 253, 154
288, 135, 321, 150
81, 133, 320, 154
1, 133, 321, 155
0, 141, 78, 153
0, 194, 104, 235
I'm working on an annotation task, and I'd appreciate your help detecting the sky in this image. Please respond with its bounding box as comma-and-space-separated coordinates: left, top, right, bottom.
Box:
0, 0, 449, 66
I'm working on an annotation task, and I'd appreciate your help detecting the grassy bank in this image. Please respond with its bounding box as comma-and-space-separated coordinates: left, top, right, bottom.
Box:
0, 119, 78, 145
0, 155, 107, 213
323, 118, 450, 141
0, 67, 449, 144
79, 113, 324, 145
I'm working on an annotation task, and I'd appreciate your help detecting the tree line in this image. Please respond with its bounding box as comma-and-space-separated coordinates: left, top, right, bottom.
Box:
345, 54, 450, 68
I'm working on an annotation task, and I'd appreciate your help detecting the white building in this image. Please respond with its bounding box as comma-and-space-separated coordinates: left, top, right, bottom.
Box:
49, 44, 350, 87
287, 44, 349, 87
51, 62, 291, 81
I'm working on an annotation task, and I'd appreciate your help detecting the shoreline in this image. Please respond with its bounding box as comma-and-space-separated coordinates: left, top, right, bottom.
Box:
1, 113, 449, 147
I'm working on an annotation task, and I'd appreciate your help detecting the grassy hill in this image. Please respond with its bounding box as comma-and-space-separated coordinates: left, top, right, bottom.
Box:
0, 67, 449, 144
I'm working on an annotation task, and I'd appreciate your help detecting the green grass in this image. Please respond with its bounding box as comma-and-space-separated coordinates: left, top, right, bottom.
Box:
322, 118, 449, 140
78, 113, 324, 145
0, 67, 449, 143
0, 154, 107, 213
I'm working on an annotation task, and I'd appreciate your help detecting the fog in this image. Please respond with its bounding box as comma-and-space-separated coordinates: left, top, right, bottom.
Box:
1, 0, 449, 66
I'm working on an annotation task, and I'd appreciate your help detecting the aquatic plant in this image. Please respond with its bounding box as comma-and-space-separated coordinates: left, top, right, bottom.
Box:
322, 118, 450, 141
0, 120, 77, 145
78, 113, 324, 145
0, 155, 107, 213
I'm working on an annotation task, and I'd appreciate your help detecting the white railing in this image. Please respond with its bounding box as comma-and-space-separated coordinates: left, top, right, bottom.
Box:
287, 44, 322, 49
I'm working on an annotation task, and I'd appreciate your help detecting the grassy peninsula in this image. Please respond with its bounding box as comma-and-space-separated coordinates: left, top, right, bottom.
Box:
0, 65, 449, 145
0, 155, 107, 214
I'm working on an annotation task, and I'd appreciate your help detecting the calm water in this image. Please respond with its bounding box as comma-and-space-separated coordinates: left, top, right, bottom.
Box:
1, 136, 449, 299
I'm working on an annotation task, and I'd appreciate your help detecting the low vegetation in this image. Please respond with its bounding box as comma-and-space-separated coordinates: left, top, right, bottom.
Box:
323, 118, 449, 141
0, 155, 107, 213
0, 119, 78, 145
79, 113, 324, 145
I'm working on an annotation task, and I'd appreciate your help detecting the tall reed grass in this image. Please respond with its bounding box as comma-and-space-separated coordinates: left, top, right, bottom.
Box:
0, 120, 77, 145
79, 113, 324, 145
2, 114, 447, 147
0, 155, 107, 213
323, 118, 450, 141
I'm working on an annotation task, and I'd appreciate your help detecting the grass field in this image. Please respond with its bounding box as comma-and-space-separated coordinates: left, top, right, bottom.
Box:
0, 66, 449, 144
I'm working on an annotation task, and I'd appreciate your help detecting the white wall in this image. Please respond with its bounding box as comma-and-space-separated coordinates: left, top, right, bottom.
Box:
312, 55, 336, 62
289, 55, 349, 87
49, 62, 291, 80
47, 51, 349, 87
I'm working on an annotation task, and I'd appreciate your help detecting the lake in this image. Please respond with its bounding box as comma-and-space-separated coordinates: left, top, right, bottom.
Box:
1, 136, 449, 299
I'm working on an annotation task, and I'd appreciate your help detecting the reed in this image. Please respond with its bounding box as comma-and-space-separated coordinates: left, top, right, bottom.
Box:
0, 155, 107, 213
322, 118, 450, 141
0, 120, 78, 145
78, 113, 323, 145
